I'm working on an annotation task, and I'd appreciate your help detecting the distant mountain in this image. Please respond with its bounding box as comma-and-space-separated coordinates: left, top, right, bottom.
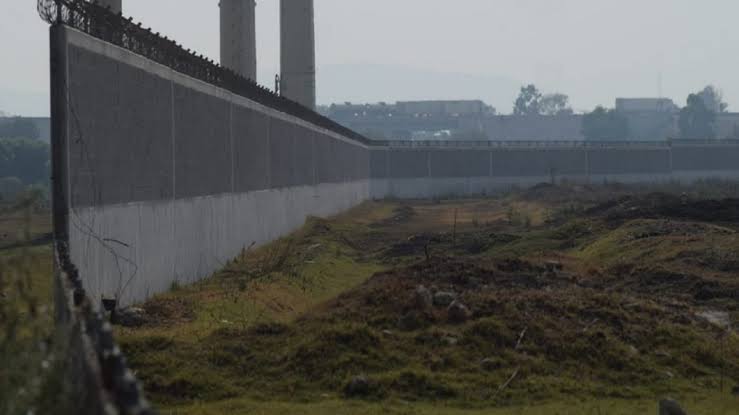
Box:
316, 64, 521, 112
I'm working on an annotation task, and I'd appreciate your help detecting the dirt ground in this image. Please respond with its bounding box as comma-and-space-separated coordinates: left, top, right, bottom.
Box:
116, 181, 739, 414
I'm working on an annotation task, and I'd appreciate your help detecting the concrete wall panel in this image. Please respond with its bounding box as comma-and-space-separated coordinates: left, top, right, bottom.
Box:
314, 133, 337, 183
388, 150, 429, 178
269, 119, 296, 188
672, 145, 739, 171
369, 149, 388, 179
68, 45, 173, 207
173, 84, 231, 198
430, 149, 489, 178
293, 129, 315, 186
587, 148, 669, 175
233, 106, 271, 191
336, 140, 354, 182
491, 149, 586, 177
357, 145, 371, 180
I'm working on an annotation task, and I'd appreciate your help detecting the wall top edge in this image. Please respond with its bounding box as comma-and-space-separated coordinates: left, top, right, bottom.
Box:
374, 139, 739, 150
42, 0, 368, 145
59, 25, 372, 149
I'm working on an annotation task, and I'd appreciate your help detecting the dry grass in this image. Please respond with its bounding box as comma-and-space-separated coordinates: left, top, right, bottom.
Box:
117, 182, 739, 414
0, 198, 67, 415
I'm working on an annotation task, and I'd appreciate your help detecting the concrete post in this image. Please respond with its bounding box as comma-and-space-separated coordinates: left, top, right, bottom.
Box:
220, 0, 258, 81
280, 0, 316, 110
96, 0, 122, 14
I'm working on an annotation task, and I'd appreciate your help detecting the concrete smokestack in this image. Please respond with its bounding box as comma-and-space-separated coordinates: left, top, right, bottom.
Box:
220, 0, 257, 81
280, 0, 316, 110
96, 0, 122, 14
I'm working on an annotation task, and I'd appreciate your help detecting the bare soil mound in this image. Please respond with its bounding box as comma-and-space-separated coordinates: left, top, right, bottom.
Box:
587, 193, 739, 224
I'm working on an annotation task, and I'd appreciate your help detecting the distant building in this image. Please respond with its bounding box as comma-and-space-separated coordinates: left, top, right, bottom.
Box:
716, 113, 739, 139
326, 99, 589, 141
614, 98, 679, 141
395, 100, 494, 116
324, 97, 735, 142
615, 98, 679, 113
472, 114, 585, 141
326, 100, 494, 140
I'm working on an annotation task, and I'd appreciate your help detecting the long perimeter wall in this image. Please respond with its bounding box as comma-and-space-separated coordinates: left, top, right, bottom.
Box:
52, 26, 739, 307
370, 141, 739, 198
52, 26, 370, 306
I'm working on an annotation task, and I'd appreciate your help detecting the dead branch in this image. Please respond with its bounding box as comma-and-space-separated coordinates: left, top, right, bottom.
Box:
515, 327, 527, 350
492, 366, 520, 400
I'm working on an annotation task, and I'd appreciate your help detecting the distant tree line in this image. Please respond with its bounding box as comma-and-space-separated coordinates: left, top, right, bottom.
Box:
0, 138, 50, 202
582, 107, 630, 141
0, 115, 49, 201
513, 84, 573, 116
678, 85, 727, 139
513, 83, 730, 141
0, 117, 41, 140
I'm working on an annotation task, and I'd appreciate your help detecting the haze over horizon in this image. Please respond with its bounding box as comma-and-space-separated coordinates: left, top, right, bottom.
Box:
2, 0, 738, 116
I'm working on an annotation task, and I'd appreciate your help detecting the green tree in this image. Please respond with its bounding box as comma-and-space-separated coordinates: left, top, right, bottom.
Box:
581, 106, 630, 140
0, 176, 24, 201
513, 84, 542, 116
0, 117, 40, 140
679, 93, 716, 139
540, 93, 573, 115
0, 138, 50, 185
697, 85, 728, 113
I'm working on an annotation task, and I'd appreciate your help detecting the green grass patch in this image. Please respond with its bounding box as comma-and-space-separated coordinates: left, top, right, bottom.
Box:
116, 191, 739, 414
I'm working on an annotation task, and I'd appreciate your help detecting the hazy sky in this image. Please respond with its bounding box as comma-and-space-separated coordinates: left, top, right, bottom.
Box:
2, 0, 739, 116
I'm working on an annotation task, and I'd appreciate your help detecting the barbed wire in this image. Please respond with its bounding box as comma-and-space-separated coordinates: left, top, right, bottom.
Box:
37, 0, 371, 145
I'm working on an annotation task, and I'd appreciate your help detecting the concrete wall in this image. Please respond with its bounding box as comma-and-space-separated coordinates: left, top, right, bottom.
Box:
54, 26, 369, 306
369, 142, 739, 199
53, 26, 739, 308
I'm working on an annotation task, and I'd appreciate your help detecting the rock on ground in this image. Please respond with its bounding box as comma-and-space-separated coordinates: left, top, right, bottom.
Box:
344, 375, 370, 397
113, 307, 146, 327
447, 300, 472, 323
433, 291, 456, 307
414, 285, 433, 310
659, 398, 687, 415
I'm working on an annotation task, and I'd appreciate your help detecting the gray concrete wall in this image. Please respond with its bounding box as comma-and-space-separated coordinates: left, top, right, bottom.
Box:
54, 26, 739, 308
370, 141, 739, 199
55, 26, 369, 306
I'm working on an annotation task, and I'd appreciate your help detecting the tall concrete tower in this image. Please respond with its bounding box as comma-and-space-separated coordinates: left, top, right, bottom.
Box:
280, 0, 316, 110
220, 0, 257, 81
96, 0, 122, 14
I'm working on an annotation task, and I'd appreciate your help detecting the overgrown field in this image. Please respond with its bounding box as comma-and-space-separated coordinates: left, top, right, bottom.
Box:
0, 199, 67, 415
116, 182, 739, 414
